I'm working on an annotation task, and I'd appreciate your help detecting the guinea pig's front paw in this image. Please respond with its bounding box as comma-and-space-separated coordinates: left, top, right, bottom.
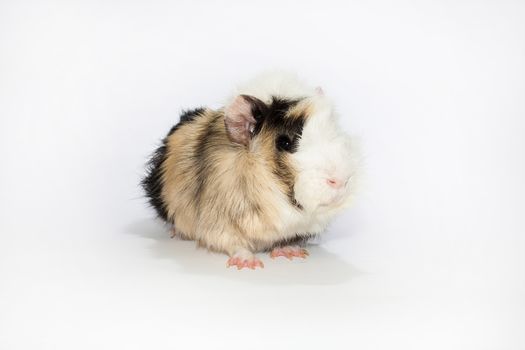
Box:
226, 252, 264, 270
270, 246, 309, 260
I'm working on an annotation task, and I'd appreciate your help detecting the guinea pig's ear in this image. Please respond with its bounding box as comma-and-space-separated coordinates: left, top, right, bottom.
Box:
224, 94, 266, 146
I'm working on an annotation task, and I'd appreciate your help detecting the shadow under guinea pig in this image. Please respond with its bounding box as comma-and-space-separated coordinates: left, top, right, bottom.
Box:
126, 218, 361, 286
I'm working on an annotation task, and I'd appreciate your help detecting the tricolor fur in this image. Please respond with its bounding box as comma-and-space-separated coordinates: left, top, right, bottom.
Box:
142, 72, 359, 257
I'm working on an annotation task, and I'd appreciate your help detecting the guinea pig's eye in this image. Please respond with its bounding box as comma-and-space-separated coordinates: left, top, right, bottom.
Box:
276, 135, 293, 152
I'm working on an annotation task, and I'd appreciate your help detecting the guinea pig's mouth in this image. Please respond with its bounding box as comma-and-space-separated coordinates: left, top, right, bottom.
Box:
318, 176, 353, 209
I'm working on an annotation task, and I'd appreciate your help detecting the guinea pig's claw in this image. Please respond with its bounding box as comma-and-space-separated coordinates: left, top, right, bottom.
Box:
227, 256, 264, 270
270, 246, 309, 260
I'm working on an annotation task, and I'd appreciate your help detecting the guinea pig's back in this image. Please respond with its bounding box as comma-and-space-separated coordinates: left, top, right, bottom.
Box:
160, 108, 243, 238
159, 109, 212, 230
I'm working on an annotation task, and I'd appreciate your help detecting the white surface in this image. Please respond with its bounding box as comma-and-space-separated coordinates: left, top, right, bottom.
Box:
1, 1, 524, 349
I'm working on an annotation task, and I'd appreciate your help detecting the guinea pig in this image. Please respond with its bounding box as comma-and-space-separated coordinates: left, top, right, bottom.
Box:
142, 72, 360, 269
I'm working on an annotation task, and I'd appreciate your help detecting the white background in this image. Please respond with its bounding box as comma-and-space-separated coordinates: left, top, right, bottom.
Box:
1, 0, 524, 349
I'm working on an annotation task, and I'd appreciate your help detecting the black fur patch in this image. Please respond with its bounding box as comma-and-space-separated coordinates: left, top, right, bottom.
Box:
142, 107, 205, 222
255, 96, 305, 208
168, 107, 205, 136
142, 143, 169, 221
252, 97, 304, 151
266, 233, 317, 251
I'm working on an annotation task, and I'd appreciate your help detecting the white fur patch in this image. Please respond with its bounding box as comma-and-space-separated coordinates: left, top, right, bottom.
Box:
227, 71, 316, 105
231, 71, 361, 237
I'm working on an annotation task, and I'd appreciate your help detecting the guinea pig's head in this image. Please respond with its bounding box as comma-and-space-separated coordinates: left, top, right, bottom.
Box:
224, 88, 359, 217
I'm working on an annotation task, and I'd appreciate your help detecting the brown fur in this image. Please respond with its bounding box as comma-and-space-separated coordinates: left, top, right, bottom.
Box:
159, 107, 307, 255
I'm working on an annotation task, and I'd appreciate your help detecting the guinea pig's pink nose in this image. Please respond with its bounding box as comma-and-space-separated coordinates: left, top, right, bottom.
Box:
326, 177, 345, 189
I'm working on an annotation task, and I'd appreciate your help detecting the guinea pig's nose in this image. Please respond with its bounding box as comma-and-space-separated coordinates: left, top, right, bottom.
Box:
326, 177, 345, 189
